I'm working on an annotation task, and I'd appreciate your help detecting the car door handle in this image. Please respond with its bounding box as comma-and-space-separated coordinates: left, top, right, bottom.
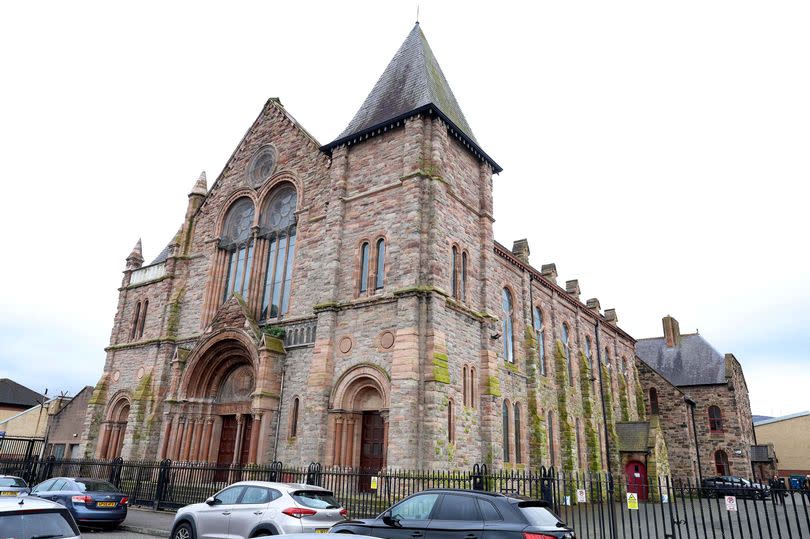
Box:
465, 535, 477, 539
411, 533, 424, 538
253, 511, 264, 515
222, 511, 231, 515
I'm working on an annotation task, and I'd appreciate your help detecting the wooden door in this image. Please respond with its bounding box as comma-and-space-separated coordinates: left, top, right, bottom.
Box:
359, 412, 384, 491
625, 460, 648, 501
215, 416, 237, 481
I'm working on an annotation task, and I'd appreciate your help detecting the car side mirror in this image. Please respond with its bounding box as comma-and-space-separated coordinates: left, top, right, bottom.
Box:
382, 514, 401, 528
205, 496, 220, 506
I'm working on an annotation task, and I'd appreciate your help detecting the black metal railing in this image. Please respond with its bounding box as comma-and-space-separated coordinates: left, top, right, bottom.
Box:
2, 452, 808, 538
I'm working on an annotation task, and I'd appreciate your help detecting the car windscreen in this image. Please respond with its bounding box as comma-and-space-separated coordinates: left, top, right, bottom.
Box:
517, 501, 563, 527
0, 508, 79, 538
0, 477, 27, 487
75, 480, 119, 492
291, 490, 341, 509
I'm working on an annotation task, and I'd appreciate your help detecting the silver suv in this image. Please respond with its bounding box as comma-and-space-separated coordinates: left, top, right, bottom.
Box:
171, 481, 348, 539
0, 495, 81, 539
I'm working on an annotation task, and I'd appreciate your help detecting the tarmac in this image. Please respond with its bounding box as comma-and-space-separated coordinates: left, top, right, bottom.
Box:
119, 506, 176, 537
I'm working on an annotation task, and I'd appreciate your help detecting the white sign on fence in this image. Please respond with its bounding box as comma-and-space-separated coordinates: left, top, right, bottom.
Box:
725, 495, 738, 512
564, 496, 571, 506
577, 489, 587, 503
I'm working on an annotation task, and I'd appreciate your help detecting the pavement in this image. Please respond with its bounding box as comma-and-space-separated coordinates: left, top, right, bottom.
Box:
118, 505, 176, 537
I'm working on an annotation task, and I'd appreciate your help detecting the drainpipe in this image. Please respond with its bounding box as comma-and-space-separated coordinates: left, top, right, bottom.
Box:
271, 357, 287, 463
685, 396, 702, 483
595, 319, 616, 539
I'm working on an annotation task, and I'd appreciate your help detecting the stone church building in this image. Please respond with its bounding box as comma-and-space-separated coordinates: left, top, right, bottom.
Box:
80, 24, 750, 480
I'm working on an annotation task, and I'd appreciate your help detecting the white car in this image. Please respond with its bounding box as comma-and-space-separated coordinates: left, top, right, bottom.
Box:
0, 495, 81, 539
171, 481, 349, 539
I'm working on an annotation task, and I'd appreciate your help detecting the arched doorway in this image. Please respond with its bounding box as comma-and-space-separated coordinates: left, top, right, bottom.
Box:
328, 365, 390, 474
625, 460, 649, 501
98, 396, 130, 460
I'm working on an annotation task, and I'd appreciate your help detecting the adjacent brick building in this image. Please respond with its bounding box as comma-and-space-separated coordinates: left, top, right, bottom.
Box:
80, 24, 750, 481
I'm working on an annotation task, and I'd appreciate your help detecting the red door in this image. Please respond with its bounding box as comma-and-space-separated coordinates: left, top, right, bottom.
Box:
625, 460, 648, 501
215, 416, 238, 481
359, 412, 384, 491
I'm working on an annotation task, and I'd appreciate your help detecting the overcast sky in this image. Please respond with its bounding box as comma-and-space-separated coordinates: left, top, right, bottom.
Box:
1, 1, 808, 417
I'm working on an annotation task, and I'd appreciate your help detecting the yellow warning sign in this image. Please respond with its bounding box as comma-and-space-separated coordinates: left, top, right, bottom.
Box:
370, 476, 378, 490
627, 492, 639, 510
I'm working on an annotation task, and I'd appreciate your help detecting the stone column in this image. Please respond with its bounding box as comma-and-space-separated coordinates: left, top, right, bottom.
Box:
159, 417, 173, 460
190, 418, 203, 462
173, 417, 186, 461
381, 411, 390, 468
345, 416, 356, 468
201, 417, 214, 463
97, 423, 111, 459
333, 416, 344, 466
248, 413, 262, 464
232, 414, 245, 466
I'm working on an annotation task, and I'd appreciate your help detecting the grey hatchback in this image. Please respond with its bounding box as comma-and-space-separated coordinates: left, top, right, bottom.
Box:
172, 481, 348, 539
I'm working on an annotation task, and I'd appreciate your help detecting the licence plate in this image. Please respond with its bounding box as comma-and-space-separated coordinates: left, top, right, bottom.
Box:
97, 501, 117, 507
315, 530, 329, 534
1, 491, 16, 496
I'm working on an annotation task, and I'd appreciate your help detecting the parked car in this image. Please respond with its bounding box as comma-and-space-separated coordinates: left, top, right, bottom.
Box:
0, 494, 81, 539
329, 488, 575, 539
171, 481, 349, 539
30, 476, 128, 529
700, 476, 769, 500
0, 475, 30, 496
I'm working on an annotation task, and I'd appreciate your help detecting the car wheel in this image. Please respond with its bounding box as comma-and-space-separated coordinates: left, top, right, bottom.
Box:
173, 522, 194, 539
253, 533, 271, 538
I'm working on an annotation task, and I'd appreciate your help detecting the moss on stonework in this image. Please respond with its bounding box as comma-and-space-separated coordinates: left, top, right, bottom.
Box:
634, 368, 646, 419
263, 326, 286, 339
523, 328, 546, 466
553, 342, 576, 477
578, 352, 601, 474
432, 352, 450, 384
600, 363, 620, 474
88, 374, 109, 405
504, 361, 519, 374
485, 376, 501, 397
165, 287, 186, 337
263, 335, 286, 354
619, 374, 630, 422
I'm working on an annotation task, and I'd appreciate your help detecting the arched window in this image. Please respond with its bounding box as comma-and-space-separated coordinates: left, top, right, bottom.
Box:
714, 449, 730, 475
130, 301, 141, 341
502, 400, 510, 462
547, 410, 555, 466
514, 403, 522, 463
649, 388, 660, 415
533, 307, 546, 376
375, 239, 385, 290
359, 242, 370, 293
138, 299, 148, 339
462, 366, 468, 407
260, 185, 297, 319
470, 366, 476, 407
502, 288, 514, 363
448, 400, 455, 443
290, 397, 300, 438
562, 323, 573, 385
222, 198, 255, 302
461, 251, 467, 302
451, 246, 458, 298
709, 405, 724, 433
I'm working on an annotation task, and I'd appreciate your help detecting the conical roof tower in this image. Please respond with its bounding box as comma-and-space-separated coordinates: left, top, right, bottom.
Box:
323, 23, 500, 173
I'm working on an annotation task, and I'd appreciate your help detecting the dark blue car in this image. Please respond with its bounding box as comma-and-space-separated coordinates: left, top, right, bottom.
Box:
31, 477, 128, 529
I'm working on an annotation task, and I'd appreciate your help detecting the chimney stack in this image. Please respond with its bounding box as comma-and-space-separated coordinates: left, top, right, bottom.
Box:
541, 263, 558, 284
565, 279, 581, 301
511, 239, 530, 265
663, 315, 681, 347
604, 308, 618, 324
586, 298, 601, 314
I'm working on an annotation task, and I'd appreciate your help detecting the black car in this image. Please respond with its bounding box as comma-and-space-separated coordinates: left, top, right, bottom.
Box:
31, 476, 128, 529
700, 476, 769, 500
330, 489, 574, 539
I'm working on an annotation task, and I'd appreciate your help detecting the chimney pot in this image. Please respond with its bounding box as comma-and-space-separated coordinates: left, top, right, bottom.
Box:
541, 263, 558, 284
511, 239, 530, 264
662, 315, 681, 347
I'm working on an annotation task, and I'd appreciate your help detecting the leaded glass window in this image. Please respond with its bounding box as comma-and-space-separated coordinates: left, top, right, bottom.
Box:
222, 198, 255, 302
514, 403, 522, 463
451, 246, 458, 298
259, 185, 297, 320
533, 307, 545, 376
562, 323, 573, 385
461, 251, 467, 301
502, 400, 510, 462
502, 288, 514, 362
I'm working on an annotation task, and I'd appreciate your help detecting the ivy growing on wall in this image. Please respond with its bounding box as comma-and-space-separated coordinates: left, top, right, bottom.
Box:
619, 374, 630, 422
578, 352, 601, 474
600, 363, 620, 474
633, 367, 646, 419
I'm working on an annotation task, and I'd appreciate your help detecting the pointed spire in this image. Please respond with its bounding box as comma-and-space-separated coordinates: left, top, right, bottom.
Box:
190, 171, 208, 196
126, 238, 144, 270
323, 24, 501, 173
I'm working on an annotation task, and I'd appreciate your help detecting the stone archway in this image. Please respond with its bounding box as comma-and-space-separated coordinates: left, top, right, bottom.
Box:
97, 394, 131, 460
327, 364, 390, 470
163, 331, 264, 465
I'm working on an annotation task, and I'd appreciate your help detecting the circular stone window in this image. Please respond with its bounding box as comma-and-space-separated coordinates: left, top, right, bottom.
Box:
248, 146, 277, 188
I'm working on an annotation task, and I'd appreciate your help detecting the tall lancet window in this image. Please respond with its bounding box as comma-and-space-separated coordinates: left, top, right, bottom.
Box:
221, 198, 255, 302
260, 184, 297, 320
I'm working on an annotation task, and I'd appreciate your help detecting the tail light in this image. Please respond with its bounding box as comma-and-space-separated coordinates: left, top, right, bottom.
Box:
340, 508, 349, 518
523, 533, 557, 539
282, 507, 318, 518
72, 495, 93, 504
120, 497, 129, 505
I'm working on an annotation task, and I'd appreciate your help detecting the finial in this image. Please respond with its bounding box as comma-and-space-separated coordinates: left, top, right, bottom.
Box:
126, 238, 144, 270
190, 171, 208, 196
416, 5, 419, 24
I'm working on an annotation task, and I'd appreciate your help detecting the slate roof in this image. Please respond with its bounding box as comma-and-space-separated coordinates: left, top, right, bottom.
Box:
616, 422, 650, 453
323, 23, 501, 173
150, 243, 171, 265
635, 333, 726, 387
0, 379, 45, 408
753, 411, 810, 427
